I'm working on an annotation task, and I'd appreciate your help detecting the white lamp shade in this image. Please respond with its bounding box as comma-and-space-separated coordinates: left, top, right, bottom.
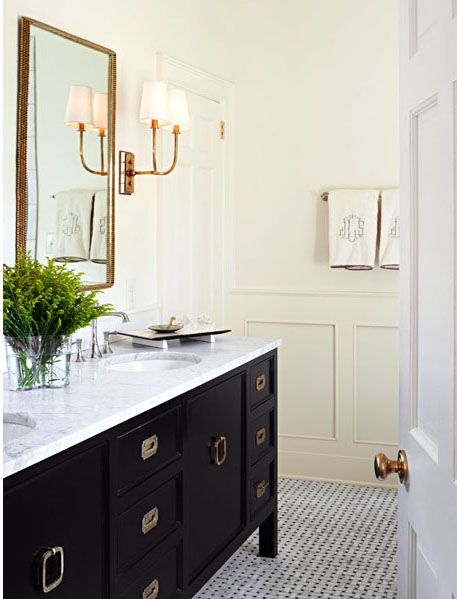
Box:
64, 85, 93, 128
139, 81, 169, 126
163, 89, 190, 131
90, 92, 108, 131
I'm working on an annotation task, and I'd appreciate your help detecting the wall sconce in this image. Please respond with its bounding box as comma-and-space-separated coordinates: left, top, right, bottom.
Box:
119, 81, 190, 195
64, 85, 108, 176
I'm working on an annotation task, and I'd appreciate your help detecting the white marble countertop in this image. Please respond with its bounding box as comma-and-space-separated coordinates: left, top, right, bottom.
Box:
3, 335, 281, 478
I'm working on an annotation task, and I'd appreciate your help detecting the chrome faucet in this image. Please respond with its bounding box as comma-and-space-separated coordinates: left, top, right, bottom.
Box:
90, 311, 130, 359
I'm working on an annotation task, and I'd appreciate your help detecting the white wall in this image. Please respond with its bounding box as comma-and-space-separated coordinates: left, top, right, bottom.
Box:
228, 0, 400, 485
3, 0, 235, 321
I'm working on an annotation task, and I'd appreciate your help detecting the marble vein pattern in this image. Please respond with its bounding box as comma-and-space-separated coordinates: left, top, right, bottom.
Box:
3, 336, 281, 477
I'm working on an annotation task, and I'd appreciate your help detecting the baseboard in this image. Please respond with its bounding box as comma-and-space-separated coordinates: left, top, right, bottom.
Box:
279, 449, 396, 489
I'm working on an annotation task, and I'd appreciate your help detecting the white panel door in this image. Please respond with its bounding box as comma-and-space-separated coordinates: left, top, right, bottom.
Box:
160, 91, 223, 324
399, 1, 457, 597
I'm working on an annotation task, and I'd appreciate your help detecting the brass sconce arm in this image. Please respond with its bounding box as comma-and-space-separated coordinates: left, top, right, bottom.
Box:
79, 125, 108, 176
119, 124, 180, 195
134, 127, 179, 177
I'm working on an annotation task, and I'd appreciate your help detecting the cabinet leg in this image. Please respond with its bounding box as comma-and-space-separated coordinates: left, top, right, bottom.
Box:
259, 510, 277, 558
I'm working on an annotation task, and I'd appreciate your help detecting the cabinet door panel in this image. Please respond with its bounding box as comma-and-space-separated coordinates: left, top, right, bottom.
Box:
187, 374, 245, 579
4, 445, 107, 599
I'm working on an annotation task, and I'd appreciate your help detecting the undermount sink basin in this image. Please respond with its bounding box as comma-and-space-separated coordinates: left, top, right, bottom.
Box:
105, 352, 202, 374
3, 413, 36, 444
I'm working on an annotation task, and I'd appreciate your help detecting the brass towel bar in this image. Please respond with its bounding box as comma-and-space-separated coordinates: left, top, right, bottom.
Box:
321, 191, 383, 202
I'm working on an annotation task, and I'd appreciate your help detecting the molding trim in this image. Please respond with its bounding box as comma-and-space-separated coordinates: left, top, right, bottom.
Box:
279, 449, 396, 488
454, 80, 457, 482
157, 53, 233, 101
353, 323, 400, 447
245, 318, 338, 442
231, 287, 399, 299
409, 0, 418, 57
410, 95, 439, 433
279, 433, 338, 443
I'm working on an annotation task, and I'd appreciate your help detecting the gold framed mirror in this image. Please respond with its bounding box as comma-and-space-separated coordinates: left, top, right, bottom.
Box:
16, 17, 116, 289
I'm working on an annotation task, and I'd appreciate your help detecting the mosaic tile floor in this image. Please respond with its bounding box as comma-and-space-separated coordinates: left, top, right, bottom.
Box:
195, 478, 397, 599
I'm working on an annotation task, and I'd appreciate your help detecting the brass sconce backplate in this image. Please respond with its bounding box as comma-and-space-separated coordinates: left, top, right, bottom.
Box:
119, 151, 135, 195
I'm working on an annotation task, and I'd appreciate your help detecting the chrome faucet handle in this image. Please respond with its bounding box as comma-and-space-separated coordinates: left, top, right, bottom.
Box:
102, 331, 116, 355
90, 311, 130, 359
72, 338, 86, 362
90, 319, 103, 359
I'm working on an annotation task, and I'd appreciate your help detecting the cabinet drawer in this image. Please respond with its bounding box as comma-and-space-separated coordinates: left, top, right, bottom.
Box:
250, 461, 274, 517
250, 358, 273, 409
117, 407, 181, 492
250, 410, 273, 464
118, 476, 181, 571
117, 544, 181, 599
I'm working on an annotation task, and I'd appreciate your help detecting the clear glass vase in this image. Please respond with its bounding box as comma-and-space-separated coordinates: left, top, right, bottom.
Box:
5, 335, 72, 391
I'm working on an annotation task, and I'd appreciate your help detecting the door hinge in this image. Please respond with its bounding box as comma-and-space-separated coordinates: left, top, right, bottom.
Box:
219, 120, 225, 140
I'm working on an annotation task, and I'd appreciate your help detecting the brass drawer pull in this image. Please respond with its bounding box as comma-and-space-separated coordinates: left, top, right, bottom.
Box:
211, 436, 227, 466
255, 479, 270, 499
143, 578, 159, 599
142, 506, 159, 534
40, 546, 64, 593
141, 434, 158, 460
256, 427, 266, 446
256, 374, 266, 392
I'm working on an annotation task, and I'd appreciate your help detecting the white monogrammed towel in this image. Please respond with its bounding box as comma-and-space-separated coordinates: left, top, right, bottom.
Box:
328, 189, 379, 270
90, 190, 108, 263
54, 190, 94, 262
379, 189, 400, 270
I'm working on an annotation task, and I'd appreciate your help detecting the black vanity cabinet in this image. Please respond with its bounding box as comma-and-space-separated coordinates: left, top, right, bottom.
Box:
3, 350, 277, 599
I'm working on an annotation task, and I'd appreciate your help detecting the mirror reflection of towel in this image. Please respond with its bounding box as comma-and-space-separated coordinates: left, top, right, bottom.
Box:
54, 190, 94, 262
90, 190, 107, 264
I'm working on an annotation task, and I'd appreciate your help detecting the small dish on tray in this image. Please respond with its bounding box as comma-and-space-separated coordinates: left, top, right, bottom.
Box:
148, 316, 184, 334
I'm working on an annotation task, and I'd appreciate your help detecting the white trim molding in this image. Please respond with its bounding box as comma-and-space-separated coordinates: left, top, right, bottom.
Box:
453, 80, 457, 483
156, 54, 234, 101
409, 94, 439, 434
232, 287, 399, 299
279, 450, 396, 488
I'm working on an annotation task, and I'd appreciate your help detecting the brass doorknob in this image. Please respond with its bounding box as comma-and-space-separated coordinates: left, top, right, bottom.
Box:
374, 449, 408, 484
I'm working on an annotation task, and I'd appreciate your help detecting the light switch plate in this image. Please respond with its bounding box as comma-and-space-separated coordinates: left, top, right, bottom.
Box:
126, 278, 137, 311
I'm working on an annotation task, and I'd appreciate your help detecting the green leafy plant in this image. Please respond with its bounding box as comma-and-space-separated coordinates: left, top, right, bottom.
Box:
3, 252, 113, 389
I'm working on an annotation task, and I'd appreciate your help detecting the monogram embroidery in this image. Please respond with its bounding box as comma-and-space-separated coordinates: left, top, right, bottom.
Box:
389, 216, 400, 238
98, 216, 106, 235
339, 215, 364, 243
62, 212, 81, 237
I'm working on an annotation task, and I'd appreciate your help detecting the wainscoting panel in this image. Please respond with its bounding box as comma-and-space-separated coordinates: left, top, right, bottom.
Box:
246, 320, 337, 441
231, 291, 399, 486
354, 324, 399, 446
